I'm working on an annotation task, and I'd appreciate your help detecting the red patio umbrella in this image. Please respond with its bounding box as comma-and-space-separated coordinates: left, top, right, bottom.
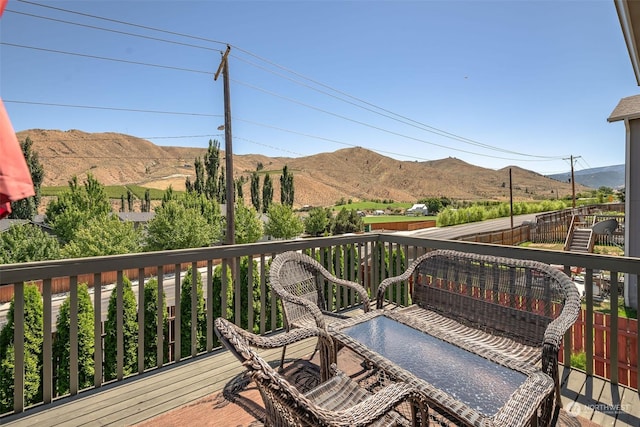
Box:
0, 0, 35, 218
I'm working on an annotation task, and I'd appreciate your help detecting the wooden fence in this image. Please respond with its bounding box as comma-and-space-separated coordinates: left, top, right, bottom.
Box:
562, 309, 639, 389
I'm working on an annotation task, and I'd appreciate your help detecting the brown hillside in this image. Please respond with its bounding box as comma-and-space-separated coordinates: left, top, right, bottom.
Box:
16, 130, 588, 208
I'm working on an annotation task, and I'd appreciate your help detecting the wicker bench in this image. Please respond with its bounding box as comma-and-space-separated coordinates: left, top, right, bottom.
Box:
214, 317, 428, 426
375, 249, 581, 425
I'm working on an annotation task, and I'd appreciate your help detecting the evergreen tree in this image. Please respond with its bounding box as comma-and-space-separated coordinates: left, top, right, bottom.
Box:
194, 157, 205, 195
127, 189, 134, 212
332, 207, 363, 234
143, 189, 151, 212
250, 171, 260, 212
0, 284, 43, 413
180, 267, 206, 358
236, 177, 244, 200
262, 173, 273, 213
104, 276, 138, 381
9, 137, 44, 220
120, 195, 125, 212
142, 278, 169, 369
238, 257, 261, 333
304, 207, 330, 236
204, 139, 221, 200
53, 284, 94, 396
280, 165, 294, 207
217, 167, 226, 204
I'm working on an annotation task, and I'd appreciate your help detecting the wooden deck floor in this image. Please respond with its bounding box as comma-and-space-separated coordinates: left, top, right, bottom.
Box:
1, 336, 639, 427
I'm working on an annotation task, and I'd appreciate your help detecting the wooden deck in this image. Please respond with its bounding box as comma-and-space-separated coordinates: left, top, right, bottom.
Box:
1, 336, 639, 427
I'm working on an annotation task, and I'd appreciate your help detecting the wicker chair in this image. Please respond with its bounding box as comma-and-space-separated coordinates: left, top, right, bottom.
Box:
375, 249, 581, 426
214, 317, 426, 426
269, 251, 371, 367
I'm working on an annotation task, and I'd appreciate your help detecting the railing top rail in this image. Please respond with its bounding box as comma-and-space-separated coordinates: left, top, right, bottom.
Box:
2, 229, 640, 286
0, 234, 378, 285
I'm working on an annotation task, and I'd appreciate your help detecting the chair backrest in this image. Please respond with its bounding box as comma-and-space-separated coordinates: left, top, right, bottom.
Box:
213, 317, 324, 426
270, 251, 372, 331
271, 251, 329, 314
406, 249, 580, 347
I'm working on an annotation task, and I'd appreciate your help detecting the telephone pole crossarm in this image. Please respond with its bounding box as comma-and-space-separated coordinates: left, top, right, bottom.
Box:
214, 45, 230, 81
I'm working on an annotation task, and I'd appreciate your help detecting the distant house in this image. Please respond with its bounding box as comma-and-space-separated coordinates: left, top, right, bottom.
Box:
0, 218, 29, 233
406, 204, 429, 216
374, 210, 385, 216
116, 212, 155, 228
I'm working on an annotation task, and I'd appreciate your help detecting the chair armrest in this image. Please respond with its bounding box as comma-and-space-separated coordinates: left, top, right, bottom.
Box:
332, 382, 425, 426
277, 291, 329, 329
314, 263, 371, 312
216, 317, 333, 351
376, 256, 422, 309
542, 276, 581, 350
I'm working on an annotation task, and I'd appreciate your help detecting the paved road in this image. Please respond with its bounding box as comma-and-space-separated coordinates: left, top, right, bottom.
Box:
396, 213, 540, 240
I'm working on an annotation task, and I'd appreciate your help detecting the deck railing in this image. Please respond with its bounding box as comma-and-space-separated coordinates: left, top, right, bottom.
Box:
1, 233, 639, 417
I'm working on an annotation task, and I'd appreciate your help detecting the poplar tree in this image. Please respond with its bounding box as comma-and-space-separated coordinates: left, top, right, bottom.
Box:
262, 173, 273, 213
250, 171, 260, 212
9, 137, 44, 220
280, 165, 294, 207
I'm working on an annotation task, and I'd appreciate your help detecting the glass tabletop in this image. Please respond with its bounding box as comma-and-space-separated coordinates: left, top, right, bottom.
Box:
341, 315, 528, 416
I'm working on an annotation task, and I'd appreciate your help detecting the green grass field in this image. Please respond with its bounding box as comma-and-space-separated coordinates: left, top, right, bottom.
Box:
41, 185, 167, 200
363, 215, 436, 224
333, 201, 412, 211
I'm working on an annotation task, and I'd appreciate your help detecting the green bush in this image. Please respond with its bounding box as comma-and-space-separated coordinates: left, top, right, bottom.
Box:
143, 278, 169, 369
53, 283, 94, 396
571, 352, 587, 371
180, 267, 206, 358
104, 277, 138, 381
0, 284, 43, 413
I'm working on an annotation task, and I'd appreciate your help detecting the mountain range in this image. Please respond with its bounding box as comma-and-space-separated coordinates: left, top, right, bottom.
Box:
546, 164, 625, 190
17, 129, 600, 208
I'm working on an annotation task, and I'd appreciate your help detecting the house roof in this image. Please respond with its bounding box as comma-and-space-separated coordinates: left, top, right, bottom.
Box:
116, 212, 155, 222
0, 218, 29, 232
615, 0, 640, 85
608, 94, 640, 122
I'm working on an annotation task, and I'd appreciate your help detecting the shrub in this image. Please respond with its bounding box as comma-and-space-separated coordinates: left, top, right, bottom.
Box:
104, 276, 138, 381
143, 278, 169, 369
0, 284, 43, 412
180, 267, 206, 358
53, 283, 94, 396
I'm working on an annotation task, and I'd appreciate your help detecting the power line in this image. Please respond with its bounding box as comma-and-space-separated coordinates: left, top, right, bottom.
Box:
5, 100, 223, 117
6, 2, 574, 167
231, 46, 565, 161
1, 42, 213, 75
232, 79, 560, 163
4, 9, 223, 53
15, 0, 228, 46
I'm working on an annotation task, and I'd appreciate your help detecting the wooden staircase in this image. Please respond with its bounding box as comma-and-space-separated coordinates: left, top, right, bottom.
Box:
564, 215, 595, 253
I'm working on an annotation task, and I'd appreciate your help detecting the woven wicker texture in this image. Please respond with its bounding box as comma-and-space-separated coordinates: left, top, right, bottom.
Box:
374, 249, 581, 426
269, 251, 371, 330
214, 317, 427, 426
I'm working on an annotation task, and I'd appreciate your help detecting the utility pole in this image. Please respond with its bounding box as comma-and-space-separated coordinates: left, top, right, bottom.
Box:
509, 168, 514, 229
564, 155, 581, 209
215, 45, 234, 245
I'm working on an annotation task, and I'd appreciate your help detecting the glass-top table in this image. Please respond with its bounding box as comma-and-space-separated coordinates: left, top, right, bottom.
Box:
328, 310, 554, 426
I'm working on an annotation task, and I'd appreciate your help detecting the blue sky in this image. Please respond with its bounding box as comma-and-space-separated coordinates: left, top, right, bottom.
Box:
0, 0, 636, 175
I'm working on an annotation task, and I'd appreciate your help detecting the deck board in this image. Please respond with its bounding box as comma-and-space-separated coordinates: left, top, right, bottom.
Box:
1, 321, 636, 427
559, 366, 639, 426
